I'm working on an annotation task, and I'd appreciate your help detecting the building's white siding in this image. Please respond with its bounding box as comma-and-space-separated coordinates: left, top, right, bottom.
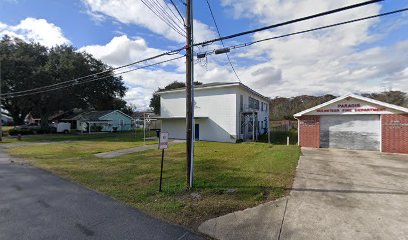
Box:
161, 119, 185, 139
161, 86, 238, 142
100, 111, 133, 131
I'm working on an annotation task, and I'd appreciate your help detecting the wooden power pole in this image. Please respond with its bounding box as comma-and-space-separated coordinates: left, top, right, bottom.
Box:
186, 0, 194, 189
0, 60, 2, 142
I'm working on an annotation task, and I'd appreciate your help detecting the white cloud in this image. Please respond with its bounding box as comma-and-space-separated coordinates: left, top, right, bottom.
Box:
80, 0, 408, 108
80, 34, 237, 108
80, 35, 167, 67
82, 0, 217, 43
0, 18, 70, 48
218, 0, 408, 97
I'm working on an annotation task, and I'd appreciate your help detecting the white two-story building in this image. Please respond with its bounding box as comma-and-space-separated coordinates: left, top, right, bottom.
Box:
158, 82, 270, 143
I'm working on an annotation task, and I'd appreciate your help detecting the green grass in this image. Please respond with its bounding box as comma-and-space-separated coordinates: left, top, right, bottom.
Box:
8, 140, 300, 228
0, 130, 157, 144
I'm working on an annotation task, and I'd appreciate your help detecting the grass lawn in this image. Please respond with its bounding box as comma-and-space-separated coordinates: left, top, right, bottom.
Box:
8, 141, 300, 228
0, 129, 157, 144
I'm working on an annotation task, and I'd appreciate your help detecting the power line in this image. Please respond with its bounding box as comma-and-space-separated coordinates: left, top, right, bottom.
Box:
168, 0, 185, 26
150, 0, 186, 33
198, 8, 408, 57
3, 0, 383, 97
176, 0, 185, 6
142, 0, 186, 36
194, 0, 383, 47
141, 0, 186, 37
2, 56, 185, 99
205, 0, 241, 82
3, 49, 185, 96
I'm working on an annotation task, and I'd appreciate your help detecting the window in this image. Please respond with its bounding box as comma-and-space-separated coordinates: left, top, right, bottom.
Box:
249, 97, 259, 110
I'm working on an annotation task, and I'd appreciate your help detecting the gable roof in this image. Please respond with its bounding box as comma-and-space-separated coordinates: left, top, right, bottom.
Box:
66, 110, 134, 121
157, 82, 270, 101
294, 94, 408, 117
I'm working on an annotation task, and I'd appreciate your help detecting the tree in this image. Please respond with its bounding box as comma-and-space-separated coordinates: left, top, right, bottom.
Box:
362, 91, 407, 107
121, 103, 138, 116
270, 94, 336, 120
0, 35, 127, 127
0, 36, 48, 124
149, 81, 202, 115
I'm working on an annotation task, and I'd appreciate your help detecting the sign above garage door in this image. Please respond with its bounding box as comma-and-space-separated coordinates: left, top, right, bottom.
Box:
294, 94, 408, 117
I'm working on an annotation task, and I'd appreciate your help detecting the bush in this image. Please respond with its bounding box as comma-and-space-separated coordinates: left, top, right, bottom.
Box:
9, 128, 35, 136
9, 127, 56, 136
36, 128, 56, 134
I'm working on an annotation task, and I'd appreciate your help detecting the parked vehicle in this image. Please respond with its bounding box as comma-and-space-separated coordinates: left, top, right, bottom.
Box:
54, 122, 71, 133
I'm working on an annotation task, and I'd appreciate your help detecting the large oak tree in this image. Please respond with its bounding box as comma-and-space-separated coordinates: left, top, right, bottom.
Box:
0, 35, 127, 127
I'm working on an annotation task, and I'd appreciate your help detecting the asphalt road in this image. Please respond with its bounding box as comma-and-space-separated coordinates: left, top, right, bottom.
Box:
0, 151, 205, 240
200, 148, 408, 240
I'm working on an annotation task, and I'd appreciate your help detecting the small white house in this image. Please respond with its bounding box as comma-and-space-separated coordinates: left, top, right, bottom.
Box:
158, 82, 270, 143
66, 110, 134, 132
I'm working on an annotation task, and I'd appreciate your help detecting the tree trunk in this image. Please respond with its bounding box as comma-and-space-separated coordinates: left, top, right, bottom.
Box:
40, 108, 49, 129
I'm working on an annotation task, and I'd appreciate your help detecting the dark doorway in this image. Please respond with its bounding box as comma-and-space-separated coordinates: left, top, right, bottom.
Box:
195, 124, 200, 141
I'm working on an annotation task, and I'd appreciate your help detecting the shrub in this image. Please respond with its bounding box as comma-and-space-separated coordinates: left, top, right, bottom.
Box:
9, 129, 35, 136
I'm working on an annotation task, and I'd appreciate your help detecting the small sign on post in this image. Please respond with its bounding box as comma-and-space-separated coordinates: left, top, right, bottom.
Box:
159, 132, 169, 192
159, 132, 169, 150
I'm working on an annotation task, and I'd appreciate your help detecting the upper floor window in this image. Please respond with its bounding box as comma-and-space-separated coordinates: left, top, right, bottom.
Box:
249, 97, 259, 110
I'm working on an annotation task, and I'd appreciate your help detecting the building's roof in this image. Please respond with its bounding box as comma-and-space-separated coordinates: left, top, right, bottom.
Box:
72, 110, 114, 121
157, 82, 270, 101
294, 94, 408, 117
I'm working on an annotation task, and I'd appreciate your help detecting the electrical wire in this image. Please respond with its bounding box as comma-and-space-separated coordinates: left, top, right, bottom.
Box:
168, 0, 185, 26
206, 0, 241, 82
150, 0, 186, 33
142, 0, 185, 36
198, 7, 408, 57
2, 56, 185, 99
141, 0, 186, 37
194, 0, 383, 47
2, 0, 387, 97
2, 49, 185, 96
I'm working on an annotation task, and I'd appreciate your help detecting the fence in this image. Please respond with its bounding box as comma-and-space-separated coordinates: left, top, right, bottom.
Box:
270, 120, 297, 132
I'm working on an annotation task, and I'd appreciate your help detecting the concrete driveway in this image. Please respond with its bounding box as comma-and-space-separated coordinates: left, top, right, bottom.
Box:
199, 148, 408, 240
0, 150, 205, 240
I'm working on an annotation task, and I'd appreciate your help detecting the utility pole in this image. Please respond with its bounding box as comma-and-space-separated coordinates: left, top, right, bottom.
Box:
186, 0, 194, 189
0, 60, 2, 142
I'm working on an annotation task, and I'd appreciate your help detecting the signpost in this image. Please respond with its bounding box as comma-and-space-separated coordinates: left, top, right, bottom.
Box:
159, 132, 169, 192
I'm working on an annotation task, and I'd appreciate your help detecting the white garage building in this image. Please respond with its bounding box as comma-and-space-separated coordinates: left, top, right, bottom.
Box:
294, 94, 408, 154
158, 82, 270, 143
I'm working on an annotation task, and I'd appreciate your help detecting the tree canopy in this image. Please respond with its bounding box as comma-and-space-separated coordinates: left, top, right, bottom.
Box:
0, 35, 128, 126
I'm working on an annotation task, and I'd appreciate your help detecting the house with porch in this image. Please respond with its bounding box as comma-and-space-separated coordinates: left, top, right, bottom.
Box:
63, 110, 134, 132
158, 82, 270, 143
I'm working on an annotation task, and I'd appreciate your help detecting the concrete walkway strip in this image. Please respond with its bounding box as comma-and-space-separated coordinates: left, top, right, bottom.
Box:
95, 140, 185, 158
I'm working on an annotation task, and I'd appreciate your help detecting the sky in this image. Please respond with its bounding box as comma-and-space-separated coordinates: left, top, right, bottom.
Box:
1, 0, 408, 109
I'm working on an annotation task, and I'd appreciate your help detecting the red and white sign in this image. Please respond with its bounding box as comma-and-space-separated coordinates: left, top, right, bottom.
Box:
315, 102, 387, 114
159, 132, 169, 150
